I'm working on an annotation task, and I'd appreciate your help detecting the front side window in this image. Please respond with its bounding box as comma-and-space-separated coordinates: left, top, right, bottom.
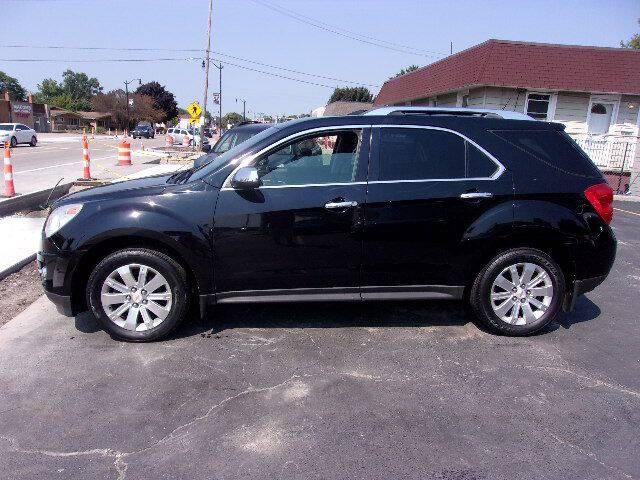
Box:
526, 93, 551, 120
378, 128, 498, 181
256, 130, 362, 186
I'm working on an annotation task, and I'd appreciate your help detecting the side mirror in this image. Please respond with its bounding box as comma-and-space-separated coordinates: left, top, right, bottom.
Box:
202, 144, 212, 153
231, 166, 260, 189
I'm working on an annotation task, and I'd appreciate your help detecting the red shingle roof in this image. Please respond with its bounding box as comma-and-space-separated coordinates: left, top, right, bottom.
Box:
374, 39, 640, 106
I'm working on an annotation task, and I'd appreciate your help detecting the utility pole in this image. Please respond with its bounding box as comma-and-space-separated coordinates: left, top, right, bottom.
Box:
236, 98, 246, 121
124, 78, 141, 132
200, 0, 213, 151
450, 41, 453, 55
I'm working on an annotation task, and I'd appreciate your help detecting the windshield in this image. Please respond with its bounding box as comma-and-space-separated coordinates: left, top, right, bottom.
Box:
213, 130, 257, 153
0, 124, 14, 131
188, 126, 279, 181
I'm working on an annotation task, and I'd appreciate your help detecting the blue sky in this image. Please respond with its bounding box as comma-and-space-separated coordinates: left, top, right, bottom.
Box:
2, 0, 639, 117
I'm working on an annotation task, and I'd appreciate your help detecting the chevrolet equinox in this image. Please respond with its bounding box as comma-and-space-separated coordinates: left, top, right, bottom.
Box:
38, 107, 617, 341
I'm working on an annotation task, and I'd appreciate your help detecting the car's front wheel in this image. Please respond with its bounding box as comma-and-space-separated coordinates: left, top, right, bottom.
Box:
30, 136, 37, 147
10, 136, 17, 148
87, 248, 189, 341
469, 248, 565, 336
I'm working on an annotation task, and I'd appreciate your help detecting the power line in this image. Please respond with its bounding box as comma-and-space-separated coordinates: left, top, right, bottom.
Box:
251, 0, 447, 57
0, 44, 380, 87
0, 56, 340, 89
249, 0, 446, 59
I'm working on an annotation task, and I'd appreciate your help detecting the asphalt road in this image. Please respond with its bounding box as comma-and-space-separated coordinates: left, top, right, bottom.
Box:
0, 208, 638, 479
5, 134, 168, 197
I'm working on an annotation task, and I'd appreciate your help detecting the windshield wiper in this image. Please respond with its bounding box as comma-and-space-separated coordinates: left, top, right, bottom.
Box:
166, 167, 195, 184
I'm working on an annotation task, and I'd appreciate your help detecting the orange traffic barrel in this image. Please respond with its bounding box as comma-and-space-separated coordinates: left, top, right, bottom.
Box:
118, 140, 132, 166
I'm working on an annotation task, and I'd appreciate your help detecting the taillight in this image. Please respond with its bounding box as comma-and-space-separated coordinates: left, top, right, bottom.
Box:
584, 183, 614, 224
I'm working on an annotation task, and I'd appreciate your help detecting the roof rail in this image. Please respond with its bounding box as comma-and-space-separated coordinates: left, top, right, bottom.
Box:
364, 106, 534, 121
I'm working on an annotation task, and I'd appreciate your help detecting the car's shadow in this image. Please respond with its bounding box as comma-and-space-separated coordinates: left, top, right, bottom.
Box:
73, 295, 602, 341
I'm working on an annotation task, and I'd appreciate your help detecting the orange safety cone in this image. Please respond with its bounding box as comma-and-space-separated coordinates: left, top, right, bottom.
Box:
166, 135, 174, 148
82, 133, 92, 180
118, 139, 132, 166
3, 141, 15, 197
140, 141, 145, 152
182, 135, 190, 147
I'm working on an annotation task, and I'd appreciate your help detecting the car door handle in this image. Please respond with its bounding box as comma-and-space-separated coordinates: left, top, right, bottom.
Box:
460, 192, 493, 199
324, 200, 358, 210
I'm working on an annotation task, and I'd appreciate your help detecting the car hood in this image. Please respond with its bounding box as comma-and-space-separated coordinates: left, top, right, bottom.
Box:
57, 174, 173, 205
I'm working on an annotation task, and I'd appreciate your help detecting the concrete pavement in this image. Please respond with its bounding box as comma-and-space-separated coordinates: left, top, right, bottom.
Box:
0, 209, 638, 479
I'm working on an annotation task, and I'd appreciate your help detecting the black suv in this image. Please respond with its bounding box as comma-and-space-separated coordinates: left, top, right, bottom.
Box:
132, 123, 155, 139
38, 108, 616, 341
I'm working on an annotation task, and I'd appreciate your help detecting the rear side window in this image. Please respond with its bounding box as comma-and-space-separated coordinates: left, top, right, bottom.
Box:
491, 129, 602, 177
378, 128, 498, 181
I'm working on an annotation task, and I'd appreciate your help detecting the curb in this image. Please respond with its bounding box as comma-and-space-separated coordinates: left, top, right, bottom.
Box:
0, 254, 36, 281
0, 182, 73, 217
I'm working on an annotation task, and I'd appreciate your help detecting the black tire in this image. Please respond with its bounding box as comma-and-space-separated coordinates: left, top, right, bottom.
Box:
30, 136, 37, 147
10, 136, 17, 148
87, 248, 190, 342
469, 248, 565, 336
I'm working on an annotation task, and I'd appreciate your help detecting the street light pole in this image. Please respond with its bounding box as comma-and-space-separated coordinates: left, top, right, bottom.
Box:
124, 78, 141, 133
236, 98, 246, 121
200, 0, 213, 151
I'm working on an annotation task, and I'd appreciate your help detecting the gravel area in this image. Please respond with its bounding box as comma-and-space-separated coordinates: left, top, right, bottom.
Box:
0, 263, 42, 328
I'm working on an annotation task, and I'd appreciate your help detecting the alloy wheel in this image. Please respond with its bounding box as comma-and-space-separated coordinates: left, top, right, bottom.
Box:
100, 263, 173, 331
489, 262, 554, 325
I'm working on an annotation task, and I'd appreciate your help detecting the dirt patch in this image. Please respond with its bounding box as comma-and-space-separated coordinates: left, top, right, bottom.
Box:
0, 263, 42, 328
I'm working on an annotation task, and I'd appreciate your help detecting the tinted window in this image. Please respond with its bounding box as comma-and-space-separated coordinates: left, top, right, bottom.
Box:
492, 130, 602, 177
467, 142, 498, 178
256, 130, 361, 186
379, 128, 465, 180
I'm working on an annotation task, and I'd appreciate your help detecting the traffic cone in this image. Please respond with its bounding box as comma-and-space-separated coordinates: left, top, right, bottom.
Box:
82, 134, 92, 180
4, 141, 15, 197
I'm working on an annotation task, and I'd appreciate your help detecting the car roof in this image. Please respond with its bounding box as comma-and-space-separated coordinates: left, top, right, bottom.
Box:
365, 106, 533, 120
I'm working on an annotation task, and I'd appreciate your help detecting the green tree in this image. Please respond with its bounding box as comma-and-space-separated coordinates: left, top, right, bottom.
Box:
328, 87, 373, 104
389, 65, 420, 80
221, 112, 244, 127
135, 81, 178, 122
35, 70, 102, 111
0, 71, 26, 101
621, 19, 640, 49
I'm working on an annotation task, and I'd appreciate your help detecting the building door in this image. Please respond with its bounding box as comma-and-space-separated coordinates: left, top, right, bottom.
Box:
588, 103, 614, 135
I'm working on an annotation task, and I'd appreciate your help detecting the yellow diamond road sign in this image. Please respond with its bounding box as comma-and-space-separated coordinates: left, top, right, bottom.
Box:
187, 101, 202, 119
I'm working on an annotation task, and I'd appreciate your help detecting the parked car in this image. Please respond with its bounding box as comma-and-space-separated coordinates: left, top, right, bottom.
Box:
193, 122, 273, 168
132, 123, 155, 139
167, 127, 209, 147
39, 107, 616, 341
0, 123, 38, 147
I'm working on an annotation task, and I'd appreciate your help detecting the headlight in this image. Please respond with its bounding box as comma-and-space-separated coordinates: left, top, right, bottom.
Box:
44, 204, 83, 237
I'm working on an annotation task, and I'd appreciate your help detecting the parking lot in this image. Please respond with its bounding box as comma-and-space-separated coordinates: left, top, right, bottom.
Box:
0, 204, 638, 479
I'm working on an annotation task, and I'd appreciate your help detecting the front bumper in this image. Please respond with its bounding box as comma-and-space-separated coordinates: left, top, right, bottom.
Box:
37, 245, 78, 317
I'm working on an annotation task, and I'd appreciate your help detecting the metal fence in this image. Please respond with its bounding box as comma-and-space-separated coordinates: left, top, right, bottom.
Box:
570, 134, 637, 172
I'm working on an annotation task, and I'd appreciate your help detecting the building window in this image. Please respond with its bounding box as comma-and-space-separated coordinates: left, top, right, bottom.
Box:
461, 95, 469, 108
68, 118, 79, 126
526, 93, 551, 120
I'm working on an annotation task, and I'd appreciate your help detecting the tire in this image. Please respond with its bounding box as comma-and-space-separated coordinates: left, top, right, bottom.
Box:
87, 248, 190, 342
10, 136, 17, 148
30, 136, 37, 147
469, 248, 565, 336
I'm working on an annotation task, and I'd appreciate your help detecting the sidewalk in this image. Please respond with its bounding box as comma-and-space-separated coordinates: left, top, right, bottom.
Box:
0, 216, 45, 279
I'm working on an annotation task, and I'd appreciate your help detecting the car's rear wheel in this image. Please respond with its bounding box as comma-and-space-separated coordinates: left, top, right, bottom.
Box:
87, 248, 189, 341
30, 136, 37, 147
469, 248, 565, 336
